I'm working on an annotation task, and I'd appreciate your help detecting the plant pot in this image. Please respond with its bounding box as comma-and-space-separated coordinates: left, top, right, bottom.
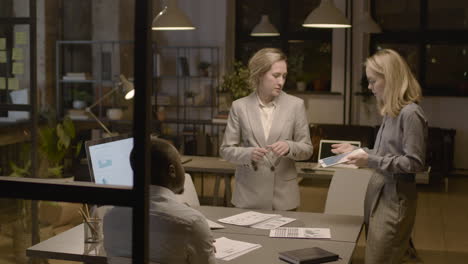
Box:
106, 108, 123, 120
72, 100, 87, 110
296, 81, 306, 92
13, 220, 31, 264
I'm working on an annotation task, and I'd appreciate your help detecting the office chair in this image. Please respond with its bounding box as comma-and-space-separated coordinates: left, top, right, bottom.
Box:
324, 168, 372, 216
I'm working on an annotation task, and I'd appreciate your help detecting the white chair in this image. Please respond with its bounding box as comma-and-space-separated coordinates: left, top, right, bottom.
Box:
176, 173, 200, 207
324, 168, 372, 216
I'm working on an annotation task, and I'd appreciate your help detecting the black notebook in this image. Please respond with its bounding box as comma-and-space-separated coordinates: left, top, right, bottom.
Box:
279, 247, 339, 264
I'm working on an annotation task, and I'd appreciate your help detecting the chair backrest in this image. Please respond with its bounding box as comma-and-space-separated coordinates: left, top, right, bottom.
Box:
324, 169, 373, 216
176, 173, 200, 207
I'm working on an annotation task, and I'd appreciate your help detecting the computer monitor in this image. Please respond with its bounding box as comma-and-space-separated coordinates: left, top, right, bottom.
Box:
318, 139, 361, 160
85, 135, 134, 187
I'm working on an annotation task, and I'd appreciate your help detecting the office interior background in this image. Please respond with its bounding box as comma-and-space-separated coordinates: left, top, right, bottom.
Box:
0, 0, 467, 263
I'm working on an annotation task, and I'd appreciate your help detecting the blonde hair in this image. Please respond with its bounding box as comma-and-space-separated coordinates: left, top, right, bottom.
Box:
365, 49, 422, 117
248, 48, 287, 90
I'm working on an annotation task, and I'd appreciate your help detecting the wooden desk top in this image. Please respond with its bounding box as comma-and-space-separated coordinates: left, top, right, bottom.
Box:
198, 206, 363, 243
182, 155, 335, 178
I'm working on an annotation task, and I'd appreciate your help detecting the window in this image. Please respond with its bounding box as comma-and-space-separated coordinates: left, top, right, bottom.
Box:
371, 0, 468, 96
235, 0, 332, 92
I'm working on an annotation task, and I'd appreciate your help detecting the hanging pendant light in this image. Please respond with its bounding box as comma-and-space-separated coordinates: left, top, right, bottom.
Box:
251, 15, 280, 36
152, 0, 195, 31
360, 12, 382, 33
303, 0, 351, 28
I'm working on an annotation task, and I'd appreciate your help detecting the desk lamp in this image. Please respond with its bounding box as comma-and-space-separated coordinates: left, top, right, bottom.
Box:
85, 74, 134, 135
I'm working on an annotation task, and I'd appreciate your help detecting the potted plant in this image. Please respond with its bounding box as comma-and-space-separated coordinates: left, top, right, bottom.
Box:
72, 89, 92, 110
219, 61, 250, 101
288, 53, 306, 91
38, 110, 82, 179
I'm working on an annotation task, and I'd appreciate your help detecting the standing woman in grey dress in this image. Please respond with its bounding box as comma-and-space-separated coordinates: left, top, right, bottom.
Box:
332, 49, 427, 264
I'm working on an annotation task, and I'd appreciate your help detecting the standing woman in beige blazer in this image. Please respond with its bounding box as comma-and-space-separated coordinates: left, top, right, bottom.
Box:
332, 49, 427, 264
220, 48, 313, 211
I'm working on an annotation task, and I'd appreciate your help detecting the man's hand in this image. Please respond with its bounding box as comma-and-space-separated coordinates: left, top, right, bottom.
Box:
267, 141, 290, 156
251, 147, 269, 161
331, 143, 356, 154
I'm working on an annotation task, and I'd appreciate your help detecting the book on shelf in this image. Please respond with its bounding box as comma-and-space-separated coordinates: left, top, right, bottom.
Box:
178, 57, 189, 76
67, 109, 89, 120
63, 72, 92, 80
212, 112, 229, 124
278, 247, 339, 264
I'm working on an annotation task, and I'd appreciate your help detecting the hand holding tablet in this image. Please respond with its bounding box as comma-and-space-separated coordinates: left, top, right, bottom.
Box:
319, 148, 366, 168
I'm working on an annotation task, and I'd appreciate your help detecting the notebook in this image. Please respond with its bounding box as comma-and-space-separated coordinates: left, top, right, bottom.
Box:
279, 247, 339, 264
85, 135, 134, 187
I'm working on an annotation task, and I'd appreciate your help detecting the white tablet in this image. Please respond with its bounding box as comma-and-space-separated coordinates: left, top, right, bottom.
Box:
319, 148, 365, 168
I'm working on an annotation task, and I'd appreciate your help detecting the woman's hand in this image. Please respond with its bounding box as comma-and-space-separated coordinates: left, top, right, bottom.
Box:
345, 151, 369, 167
251, 147, 269, 161
331, 143, 356, 154
267, 141, 290, 156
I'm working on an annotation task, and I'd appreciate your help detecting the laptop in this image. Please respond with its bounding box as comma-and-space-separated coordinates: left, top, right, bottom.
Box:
85, 135, 134, 187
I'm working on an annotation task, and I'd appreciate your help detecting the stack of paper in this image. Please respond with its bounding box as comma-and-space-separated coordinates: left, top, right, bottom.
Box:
218, 211, 296, 230
214, 237, 261, 261
269, 227, 331, 239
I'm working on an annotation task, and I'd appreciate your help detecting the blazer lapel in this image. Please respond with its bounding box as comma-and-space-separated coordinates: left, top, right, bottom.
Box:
246, 93, 267, 147
266, 92, 287, 145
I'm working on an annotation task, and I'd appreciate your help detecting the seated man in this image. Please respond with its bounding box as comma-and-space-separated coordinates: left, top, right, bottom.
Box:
103, 138, 216, 264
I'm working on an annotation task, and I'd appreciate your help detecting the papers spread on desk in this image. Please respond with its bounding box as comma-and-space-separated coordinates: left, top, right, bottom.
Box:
206, 218, 225, 229
218, 211, 280, 226
214, 237, 262, 261
217, 211, 296, 229
251, 217, 296, 230
269, 227, 331, 239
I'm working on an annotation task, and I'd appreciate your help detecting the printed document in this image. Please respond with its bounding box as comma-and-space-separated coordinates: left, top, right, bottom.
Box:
269, 227, 331, 239
214, 237, 261, 261
218, 211, 280, 226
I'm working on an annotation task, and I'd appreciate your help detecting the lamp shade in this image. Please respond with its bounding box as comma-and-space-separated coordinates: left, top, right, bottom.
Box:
152, 0, 195, 30
251, 15, 280, 37
120, 74, 134, 100
303, 0, 351, 28
360, 12, 382, 33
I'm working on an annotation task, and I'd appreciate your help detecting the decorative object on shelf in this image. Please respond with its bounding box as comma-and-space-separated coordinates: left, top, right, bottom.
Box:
250, 15, 280, 37
288, 53, 306, 91
152, 0, 195, 31
106, 108, 124, 120
72, 89, 92, 110
85, 74, 134, 135
178, 57, 190, 76
198, 61, 211, 77
184, 90, 197, 105
302, 0, 351, 28
63, 72, 92, 81
220, 61, 250, 101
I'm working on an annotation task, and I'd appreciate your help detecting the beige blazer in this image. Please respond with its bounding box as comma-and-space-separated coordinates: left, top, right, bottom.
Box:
220, 91, 313, 210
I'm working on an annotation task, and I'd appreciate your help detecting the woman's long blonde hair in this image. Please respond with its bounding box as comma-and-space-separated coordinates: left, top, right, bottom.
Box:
365, 49, 422, 117
248, 48, 287, 90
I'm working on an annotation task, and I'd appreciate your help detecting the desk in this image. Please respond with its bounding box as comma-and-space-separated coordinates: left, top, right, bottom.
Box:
199, 206, 363, 243
215, 233, 356, 264
27, 206, 362, 264
182, 155, 334, 206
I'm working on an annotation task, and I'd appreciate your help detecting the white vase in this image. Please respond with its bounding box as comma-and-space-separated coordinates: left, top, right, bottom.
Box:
106, 108, 123, 120
73, 100, 87, 110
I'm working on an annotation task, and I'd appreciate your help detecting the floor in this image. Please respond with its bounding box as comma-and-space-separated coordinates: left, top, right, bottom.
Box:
0, 174, 467, 264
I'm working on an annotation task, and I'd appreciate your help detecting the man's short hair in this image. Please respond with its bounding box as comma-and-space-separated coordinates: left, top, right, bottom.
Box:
129, 137, 174, 186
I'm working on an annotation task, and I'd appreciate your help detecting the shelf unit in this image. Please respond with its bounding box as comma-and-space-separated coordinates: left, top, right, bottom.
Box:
55, 40, 134, 122
154, 46, 224, 156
